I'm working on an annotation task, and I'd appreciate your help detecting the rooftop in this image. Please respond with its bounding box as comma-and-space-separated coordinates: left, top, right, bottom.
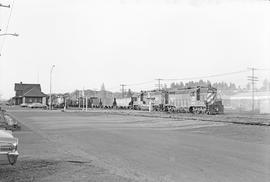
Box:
14, 82, 46, 97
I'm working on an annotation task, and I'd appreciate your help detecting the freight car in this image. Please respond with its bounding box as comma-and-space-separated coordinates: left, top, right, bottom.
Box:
89, 97, 102, 108
115, 97, 133, 109
133, 91, 152, 111
146, 90, 168, 111
114, 92, 150, 110
115, 96, 148, 110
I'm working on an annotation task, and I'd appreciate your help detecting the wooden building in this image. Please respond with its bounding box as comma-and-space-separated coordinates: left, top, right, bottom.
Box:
13, 82, 47, 105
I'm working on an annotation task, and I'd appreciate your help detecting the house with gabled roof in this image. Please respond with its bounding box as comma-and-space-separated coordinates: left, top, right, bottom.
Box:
13, 82, 47, 105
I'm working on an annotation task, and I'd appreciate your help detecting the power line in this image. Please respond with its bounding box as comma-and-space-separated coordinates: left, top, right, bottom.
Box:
106, 80, 154, 91
126, 80, 155, 86
255, 68, 270, 71
86, 69, 265, 93
163, 70, 249, 81
106, 85, 121, 91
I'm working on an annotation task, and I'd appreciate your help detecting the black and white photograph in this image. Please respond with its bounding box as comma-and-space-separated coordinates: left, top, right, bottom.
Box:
0, 0, 270, 181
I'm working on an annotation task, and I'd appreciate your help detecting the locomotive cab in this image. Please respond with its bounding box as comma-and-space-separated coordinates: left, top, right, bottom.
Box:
205, 87, 224, 114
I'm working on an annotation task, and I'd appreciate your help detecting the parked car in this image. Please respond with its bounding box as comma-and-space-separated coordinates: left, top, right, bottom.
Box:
28, 103, 47, 109
0, 129, 19, 165
0, 110, 8, 128
20, 103, 29, 107
4, 115, 18, 128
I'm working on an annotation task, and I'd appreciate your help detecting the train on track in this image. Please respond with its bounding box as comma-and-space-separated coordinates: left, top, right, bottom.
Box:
57, 85, 224, 115
114, 86, 224, 115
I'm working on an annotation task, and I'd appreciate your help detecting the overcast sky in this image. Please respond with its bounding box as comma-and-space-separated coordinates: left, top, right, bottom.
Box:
0, 0, 270, 99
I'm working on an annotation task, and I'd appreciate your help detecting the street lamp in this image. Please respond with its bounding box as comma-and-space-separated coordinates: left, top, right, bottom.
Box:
0, 3, 10, 8
0, 33, 19, 37
50, 65, 55, 110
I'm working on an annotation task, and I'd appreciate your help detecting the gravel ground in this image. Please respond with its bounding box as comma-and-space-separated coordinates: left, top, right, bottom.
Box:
5, 106, 270, 126
0, 159, 62, 182
0, 159, 135, 182
0, 111, 137, 182
1, 107, 269, 182
65, 108, 270, 126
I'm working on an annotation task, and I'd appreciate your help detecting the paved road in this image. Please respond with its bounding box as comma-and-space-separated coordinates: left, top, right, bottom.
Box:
8, 110, 270, 182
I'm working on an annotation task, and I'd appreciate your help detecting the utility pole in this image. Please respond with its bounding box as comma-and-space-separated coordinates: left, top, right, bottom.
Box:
120, 84, 126, 98
86, 96, 88, 111
82, 88, 85, 111
50, 65, 55, 110
64, 96, 67, 111
78, 90, 81, 109
155, 78, 163, 91
248, 67, 259, 113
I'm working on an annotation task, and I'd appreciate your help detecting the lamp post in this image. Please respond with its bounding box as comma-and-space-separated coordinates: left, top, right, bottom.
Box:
0, 33, 19, 37
50, 65, 55, 110
0, 3, 10, 8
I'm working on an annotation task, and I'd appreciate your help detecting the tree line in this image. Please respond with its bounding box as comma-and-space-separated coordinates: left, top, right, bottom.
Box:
169, 79, 270, 92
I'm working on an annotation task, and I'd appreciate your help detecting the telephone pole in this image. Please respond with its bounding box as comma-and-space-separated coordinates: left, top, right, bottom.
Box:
82, 88, 85, 111
155, 78, 163, 91
50, 65, 55, 110
120, 84, 126, 98
248, 67, 259, 113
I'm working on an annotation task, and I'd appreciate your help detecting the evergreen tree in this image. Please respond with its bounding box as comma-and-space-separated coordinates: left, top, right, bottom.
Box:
170, 82, 176, 89
100, 83, 106, 91
261, 79, 270, 91
100, 83, 107, 101
127, 89, 133, 97
246, 83, 251, 90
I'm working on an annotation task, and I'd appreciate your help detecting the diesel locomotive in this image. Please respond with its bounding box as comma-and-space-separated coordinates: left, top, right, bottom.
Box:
115, 85, 224, 114
165, 86, 224, 114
